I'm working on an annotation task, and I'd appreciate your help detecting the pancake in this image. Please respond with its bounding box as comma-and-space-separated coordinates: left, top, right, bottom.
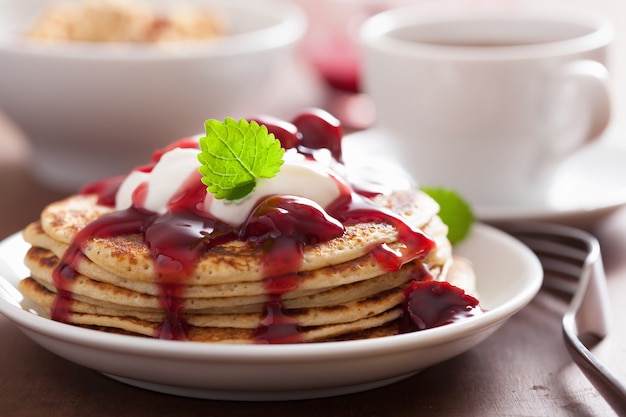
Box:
19, 254, 474, 342
24, 217, 450, 298
23, 244, 445, 312
65, 308, 403, 344
19, 275, 405, 328
36, 190, 449, 285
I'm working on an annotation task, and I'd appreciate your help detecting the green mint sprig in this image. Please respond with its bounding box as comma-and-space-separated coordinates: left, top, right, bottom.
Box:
420, 186, 474, 245
197, 118, 284, 201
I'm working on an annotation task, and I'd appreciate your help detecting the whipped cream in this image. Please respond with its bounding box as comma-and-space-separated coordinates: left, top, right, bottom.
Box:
115, 145, 343, 226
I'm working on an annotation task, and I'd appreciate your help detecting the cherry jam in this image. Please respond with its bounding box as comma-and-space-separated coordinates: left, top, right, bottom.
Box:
400, 281, 481, 332
51, 110, 477, 343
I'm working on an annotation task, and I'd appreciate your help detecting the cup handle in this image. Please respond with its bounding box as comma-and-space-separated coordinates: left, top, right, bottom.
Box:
556, 59, 612, 146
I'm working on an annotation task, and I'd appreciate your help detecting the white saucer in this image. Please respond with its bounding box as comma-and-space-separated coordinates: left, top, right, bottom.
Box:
0, 225, 542, 401
344, 130, 626, 225
476, 141, 626, 224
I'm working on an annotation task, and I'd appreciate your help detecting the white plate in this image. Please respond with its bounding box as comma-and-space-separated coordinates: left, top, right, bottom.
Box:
344, 130, 626, 225
0, 224, 542, 401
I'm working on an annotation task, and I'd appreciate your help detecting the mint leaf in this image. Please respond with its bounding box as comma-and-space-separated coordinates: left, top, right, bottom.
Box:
420, 187, 474, 245
198, 118, 284, 200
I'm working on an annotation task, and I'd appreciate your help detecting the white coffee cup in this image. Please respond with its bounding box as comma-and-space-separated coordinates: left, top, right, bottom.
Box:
359, 4, 614, 207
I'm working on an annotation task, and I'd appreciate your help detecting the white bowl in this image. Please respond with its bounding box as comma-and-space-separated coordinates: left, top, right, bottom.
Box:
0, 0, 307, 191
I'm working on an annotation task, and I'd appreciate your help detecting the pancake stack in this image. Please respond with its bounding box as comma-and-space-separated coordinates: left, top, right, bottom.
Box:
19, 188, 476, 343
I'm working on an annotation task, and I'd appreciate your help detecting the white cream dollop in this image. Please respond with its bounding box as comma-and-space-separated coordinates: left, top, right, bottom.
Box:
116, 147, 201, 214
115, 146, 342, 226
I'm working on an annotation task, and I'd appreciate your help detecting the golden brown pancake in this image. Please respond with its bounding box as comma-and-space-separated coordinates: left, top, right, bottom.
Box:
24, 221, 449, 297
35, 191, 450, 285
23, 246, 430, 311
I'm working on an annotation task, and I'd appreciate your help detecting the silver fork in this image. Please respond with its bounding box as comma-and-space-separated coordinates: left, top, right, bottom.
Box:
499, 222, 626, 416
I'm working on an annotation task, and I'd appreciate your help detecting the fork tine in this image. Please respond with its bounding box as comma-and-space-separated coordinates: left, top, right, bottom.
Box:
570, 238, 611, 339
513, 236, 585, 294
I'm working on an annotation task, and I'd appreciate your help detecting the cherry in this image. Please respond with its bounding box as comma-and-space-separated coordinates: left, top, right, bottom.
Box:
249, 116, 300, 150
291, 108, 344, 162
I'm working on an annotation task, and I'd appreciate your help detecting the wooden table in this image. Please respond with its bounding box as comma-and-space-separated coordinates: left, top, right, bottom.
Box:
1, 112, 625, 416
5, 0, 626, 406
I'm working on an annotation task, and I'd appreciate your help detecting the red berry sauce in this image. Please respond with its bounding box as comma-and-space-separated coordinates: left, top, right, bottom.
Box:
51, 110, 480, 343
400, 281, 481, 332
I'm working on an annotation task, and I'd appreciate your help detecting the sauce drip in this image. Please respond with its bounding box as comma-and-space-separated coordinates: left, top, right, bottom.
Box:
326, 177, 435, 271
51, 206, 155, 323
400, 280, 481, 332
54, 171, 237, 340
244, 196, 344, 343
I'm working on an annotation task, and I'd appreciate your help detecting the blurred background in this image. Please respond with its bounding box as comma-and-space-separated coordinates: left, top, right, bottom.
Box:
0, 0, 625, 203
293, 0, 626, 140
